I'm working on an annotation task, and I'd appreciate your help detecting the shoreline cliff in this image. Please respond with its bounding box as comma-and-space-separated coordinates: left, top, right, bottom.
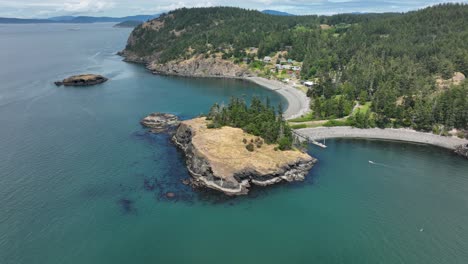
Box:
172, 118, 316, 195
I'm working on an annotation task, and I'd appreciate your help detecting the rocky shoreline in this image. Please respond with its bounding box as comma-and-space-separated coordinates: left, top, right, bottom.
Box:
147, 55, 249, 78
172, 119, 316, 195
455, 144, 468, 159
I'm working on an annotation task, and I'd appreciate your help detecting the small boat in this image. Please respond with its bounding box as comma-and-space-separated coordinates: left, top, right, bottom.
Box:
67, 27, 80, 31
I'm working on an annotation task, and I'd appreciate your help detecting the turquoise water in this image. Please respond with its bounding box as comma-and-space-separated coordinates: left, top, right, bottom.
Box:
1, 23, 468, 264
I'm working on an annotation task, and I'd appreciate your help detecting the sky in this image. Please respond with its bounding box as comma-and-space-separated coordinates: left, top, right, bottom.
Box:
0, 0, 466, 18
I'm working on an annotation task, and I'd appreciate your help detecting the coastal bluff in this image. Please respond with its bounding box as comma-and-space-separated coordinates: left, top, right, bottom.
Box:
172, 118, 316, 195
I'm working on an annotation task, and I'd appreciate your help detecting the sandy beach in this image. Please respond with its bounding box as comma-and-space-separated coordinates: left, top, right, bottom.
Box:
296, 126, 468, 150
245, 77, 310, 120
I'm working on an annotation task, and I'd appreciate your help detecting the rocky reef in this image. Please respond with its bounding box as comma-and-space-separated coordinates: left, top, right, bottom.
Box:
455, 144, 468, 159
172, 118, 316, 195
55, 74, 108, 86
140, 113, 180, 133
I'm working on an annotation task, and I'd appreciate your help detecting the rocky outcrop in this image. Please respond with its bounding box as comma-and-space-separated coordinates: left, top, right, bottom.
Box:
436, 72, 466, 89
140, 113, 180, 133
119, 47, 249, 78
455, 144, 468, 159
55, 74, 108, 86
147, 56, 249, 78
172, 118, 316, 195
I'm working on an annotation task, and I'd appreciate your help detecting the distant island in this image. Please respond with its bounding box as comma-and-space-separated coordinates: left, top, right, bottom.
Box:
0, 14, 158, 24
114, 20, 143, 28
261, 10, 294, 16
55, 74, 108, 86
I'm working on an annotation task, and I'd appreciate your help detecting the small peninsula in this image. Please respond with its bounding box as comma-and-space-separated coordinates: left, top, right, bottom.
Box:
114, 20, 142, 28
141, 98, 316, 195
55, 74, 108, 86
173, 118, 315, 195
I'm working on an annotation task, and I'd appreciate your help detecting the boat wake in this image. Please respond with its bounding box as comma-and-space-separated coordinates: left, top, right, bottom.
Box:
368, 160, 394, 168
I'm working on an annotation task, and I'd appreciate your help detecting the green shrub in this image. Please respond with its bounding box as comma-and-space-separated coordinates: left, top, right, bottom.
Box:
255, 138, 263, 148
246, 143, 255, 152
207, 123, 222, 129
288, 112, 315, 122
323, 119, 349, 127
290, 124, 308, 129
278, 137, 292, 151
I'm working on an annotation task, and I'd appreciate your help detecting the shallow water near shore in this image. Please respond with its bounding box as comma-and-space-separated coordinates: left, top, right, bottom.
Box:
1, 23, 468, 264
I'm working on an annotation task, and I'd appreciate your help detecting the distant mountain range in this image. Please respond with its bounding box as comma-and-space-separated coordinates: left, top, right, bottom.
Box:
0, 14, 159, 24
261, 10, 295, 16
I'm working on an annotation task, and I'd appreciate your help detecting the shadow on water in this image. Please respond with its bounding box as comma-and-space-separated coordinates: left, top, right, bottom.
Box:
117, 198, 137, 215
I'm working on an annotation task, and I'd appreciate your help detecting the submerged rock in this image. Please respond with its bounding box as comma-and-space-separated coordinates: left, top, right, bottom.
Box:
172, 117, 316, 196
55, 74, 108, 86
455, 144, 468, 159
140, 113, 180, 133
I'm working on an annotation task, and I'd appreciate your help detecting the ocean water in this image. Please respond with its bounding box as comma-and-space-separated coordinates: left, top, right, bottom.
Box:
1, 23, 468, 264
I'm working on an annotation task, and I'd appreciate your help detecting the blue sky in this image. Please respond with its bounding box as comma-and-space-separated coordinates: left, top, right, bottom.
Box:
0, 0, 466, 18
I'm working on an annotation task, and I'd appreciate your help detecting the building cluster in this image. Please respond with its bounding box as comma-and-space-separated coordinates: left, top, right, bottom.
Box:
260, 55, 316, 87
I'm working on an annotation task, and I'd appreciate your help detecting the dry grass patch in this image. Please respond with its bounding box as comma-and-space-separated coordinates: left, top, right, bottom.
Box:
183, 118, 312, 179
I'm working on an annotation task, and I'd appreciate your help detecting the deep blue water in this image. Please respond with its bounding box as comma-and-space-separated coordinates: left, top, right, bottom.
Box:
1, 23, 468, 264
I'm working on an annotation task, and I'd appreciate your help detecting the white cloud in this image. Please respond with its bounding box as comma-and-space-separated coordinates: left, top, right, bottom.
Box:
138, 1, 215, 14
0, 0, 467, 18
62, 0, 115, 13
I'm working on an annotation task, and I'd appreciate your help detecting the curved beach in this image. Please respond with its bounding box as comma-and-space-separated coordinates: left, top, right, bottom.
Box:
246, 77, 310, 120
296, 126, 468, 150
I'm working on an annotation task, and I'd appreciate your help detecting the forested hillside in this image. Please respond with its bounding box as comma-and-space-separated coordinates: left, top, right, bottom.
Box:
124, 4, 468, 132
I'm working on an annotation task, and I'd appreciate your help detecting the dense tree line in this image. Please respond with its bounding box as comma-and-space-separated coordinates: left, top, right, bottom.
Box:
206, 97, 294, 150
126, 4, 468, 131
126, 6, 388, 62
294, 4, 468, 131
